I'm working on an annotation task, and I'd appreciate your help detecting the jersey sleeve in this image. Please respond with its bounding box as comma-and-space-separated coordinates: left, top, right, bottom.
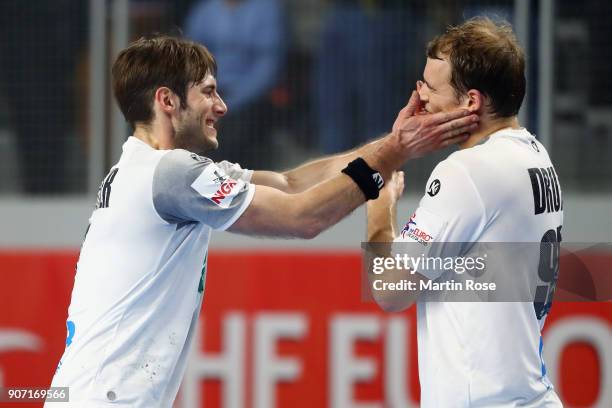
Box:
152, 150, 255, 231
216, 160, 253, 183
394, 158, 487, 280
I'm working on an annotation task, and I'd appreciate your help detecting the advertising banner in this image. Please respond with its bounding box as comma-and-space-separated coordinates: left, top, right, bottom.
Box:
0, 251, 610, 407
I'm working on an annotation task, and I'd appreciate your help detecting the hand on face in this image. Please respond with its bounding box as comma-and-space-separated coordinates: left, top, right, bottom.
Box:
390, 90, 479, 160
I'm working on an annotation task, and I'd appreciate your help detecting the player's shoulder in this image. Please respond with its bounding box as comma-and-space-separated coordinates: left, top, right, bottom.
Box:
440, 129, 534, 181
429, 151, 476, 186
426, 141, 504, 205
445, 140, 492, 170
422, 156, 480, 210
160, 149, 213, 167
417, 153, 488, 239
154, 149, 213, 176
150, 149, 216, 195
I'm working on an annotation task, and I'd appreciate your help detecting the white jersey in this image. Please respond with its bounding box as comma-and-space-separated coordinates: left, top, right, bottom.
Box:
396, 128, 563, 407
47, 137, 255, 407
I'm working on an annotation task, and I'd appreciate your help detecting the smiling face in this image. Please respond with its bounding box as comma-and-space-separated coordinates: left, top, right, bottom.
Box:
174, 74, 227, 154
418, 57, 468, 114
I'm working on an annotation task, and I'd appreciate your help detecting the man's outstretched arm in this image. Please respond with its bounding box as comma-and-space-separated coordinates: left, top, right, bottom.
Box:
251, 91, 478, 193
229, 92, 477, 239
251, 138, 382, 194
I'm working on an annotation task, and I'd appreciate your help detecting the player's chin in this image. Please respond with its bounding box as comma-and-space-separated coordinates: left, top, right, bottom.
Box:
204, 132, 219, 150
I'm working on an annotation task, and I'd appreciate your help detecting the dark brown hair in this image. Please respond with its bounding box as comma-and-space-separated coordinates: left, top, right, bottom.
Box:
112, 35, 217, 127
427, 17, 525, 117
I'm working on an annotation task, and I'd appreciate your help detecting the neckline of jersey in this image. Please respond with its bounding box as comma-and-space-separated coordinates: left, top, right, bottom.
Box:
488, 127, 530, 139
484, 127, 532, 145
126, 136, 155, 151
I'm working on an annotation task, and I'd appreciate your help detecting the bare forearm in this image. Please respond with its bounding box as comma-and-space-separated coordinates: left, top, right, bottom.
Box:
251, 138, 384, 193
231, 172, 368, 239
294, 138, 402, 236
285, 138, 383, 192
232, 142, 398, 238
291, 174, 366, 238
367, 197, 397, 242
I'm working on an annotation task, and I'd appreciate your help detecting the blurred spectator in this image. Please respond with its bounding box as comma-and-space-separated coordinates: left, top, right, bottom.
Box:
185, 0, 286, 168
0, 0, 86, 194
315, 0, 420, 154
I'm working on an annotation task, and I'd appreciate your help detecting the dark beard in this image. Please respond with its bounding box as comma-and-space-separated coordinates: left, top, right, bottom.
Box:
174, 122, 218, 155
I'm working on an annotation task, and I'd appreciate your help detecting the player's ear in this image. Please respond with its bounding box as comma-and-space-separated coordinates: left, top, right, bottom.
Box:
465, 89, 483, 113
154, 87, 180, 114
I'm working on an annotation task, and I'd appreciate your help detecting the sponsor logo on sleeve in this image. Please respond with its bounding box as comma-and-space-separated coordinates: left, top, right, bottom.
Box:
191, 164, 245, 208
400, 212, 434, 245
212, 170, 228, 185
427, 179, 441, 197
398, 208, 446, 246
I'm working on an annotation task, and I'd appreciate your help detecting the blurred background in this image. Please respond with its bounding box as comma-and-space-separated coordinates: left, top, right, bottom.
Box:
0, 1, 610, 407
0, 0, 610, 196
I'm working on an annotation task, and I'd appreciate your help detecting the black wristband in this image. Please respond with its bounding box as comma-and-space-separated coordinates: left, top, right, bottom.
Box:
341, 158, 385, 200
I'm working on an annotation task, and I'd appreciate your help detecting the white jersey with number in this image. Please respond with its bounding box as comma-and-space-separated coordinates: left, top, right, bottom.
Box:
47, 137, 254, 407
396, 128, 564, 407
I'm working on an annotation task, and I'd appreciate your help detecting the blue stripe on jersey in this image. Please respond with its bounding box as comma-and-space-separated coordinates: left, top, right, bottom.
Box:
539, 336, 547, 377
539, 335, 553, 390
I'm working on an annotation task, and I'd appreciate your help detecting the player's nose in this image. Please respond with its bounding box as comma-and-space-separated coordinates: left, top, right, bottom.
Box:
416, 80, 427, 101
214, 96, 228, 117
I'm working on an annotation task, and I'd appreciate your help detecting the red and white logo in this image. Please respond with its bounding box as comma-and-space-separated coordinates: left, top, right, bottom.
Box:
211, 179, 238, 205
192, 164, 244, 208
